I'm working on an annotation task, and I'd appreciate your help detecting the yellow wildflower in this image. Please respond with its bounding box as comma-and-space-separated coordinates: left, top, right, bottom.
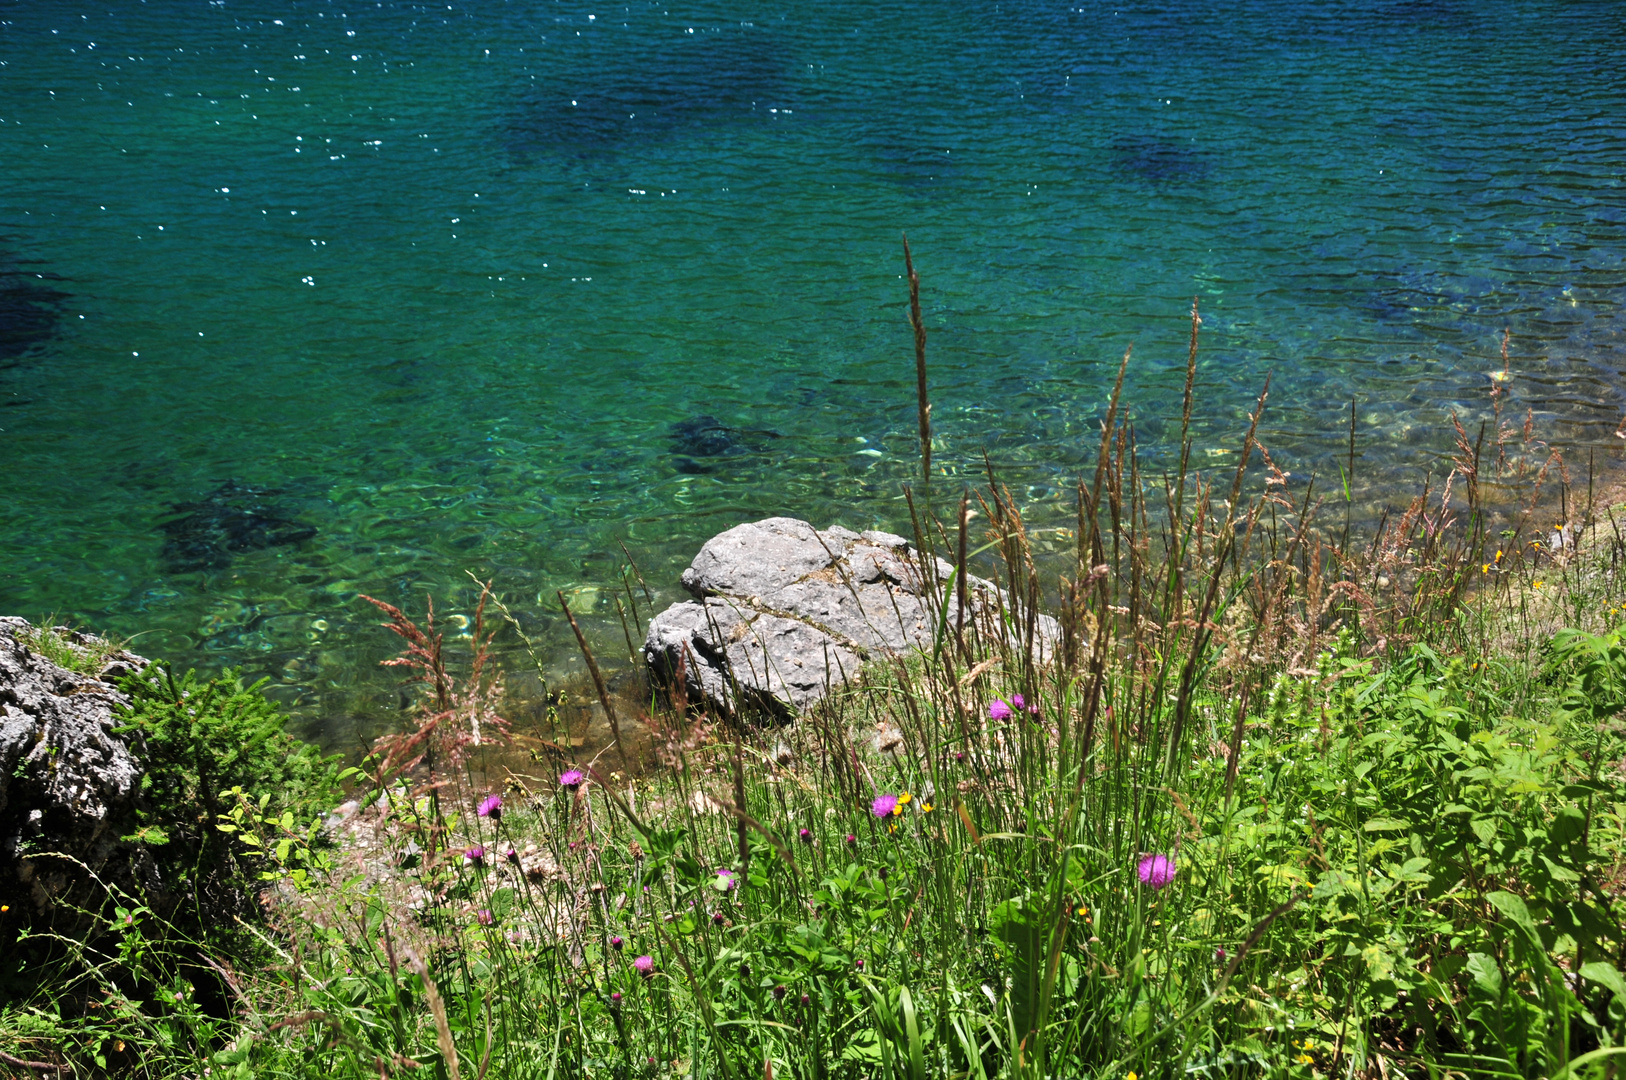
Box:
898, 792, 912, 806
1534, 580, 1544, 589
1296, 1054, 1314, 1065
920, 801, 934, 814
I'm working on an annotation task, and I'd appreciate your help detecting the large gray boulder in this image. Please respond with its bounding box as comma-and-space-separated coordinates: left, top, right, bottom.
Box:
0, 618, 157, 915
644, 517, 1055, 717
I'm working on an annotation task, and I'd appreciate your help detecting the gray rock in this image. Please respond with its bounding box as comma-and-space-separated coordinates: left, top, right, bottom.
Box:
645, 517, 1058, 717
0, 617, 157, 915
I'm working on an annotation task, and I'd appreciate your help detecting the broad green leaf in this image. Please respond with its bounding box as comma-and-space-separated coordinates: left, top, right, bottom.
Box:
1485, 891, 1540, 944
1312, 869, 1356, 901
1390, 857, 1433, 884
1465, 952, 1502, 995
1581, 961, 1626, 1005
1361, 944, 1396, 983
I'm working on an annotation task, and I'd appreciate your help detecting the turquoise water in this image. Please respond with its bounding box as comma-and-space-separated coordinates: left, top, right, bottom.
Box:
2, 0, 1623, 743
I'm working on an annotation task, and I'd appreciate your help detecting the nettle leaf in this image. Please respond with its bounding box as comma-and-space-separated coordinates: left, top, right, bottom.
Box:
1361, 943, 1397, 984
1540, 855, 1580, 883
1580, 961, 1626, 1005
1485, 891, 1541, 945
1256, 863, 1308, 888
1390, 857, 1432, 884
1549, 806, 1586, 846
1465, 951, 1503, 996
1310, 865, 1355, 903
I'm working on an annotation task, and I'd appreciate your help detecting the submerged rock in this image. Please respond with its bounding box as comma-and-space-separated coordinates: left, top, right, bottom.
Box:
504, 29, 792, 160
667, 414, 780, 475
644, 517, 1058, 717
0, 618, 158, 917
0, 259, 70, 367
157, 481, 317, 573
1111, 134, 1212, 185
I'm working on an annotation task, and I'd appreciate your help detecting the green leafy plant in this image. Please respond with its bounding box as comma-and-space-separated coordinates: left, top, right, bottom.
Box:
113, 665, 343, 931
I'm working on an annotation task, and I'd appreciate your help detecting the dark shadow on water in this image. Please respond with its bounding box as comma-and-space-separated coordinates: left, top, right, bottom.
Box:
1360, 268, 1500, 324
1111, 135, 1212, 186
505, 27, 794, 161
667, 414, 781, 475
0, 244, 70, 369
861, 133, 962, 191
157, 482, 318, 574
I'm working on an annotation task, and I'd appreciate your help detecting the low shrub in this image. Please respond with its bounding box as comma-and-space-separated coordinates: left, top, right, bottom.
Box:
112, 665, 343, 931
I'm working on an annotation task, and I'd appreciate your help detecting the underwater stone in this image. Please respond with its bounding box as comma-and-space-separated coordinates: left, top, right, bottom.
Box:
667, 415, 780, 475
0, 261, 70, 366
158, 481, 317, 573
1111, 135, 1212, 185
505, 29, 792, 159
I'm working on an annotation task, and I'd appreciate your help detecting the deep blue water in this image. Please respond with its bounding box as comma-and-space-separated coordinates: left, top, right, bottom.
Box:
1, 0, 1623, 741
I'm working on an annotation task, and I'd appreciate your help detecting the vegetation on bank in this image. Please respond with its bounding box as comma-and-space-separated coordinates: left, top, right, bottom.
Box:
5, 311, 1626, 1079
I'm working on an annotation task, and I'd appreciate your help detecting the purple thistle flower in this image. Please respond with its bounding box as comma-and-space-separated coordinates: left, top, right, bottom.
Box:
854, 958, 864, 970
611, 991, 622, 1004
609, 935, 624, 950
477, 793, 503, 819
712, 911, 725, 926
1137, 853, 1176, 890
773, 984, 786, 1001
844, 833, 856, 846
799, 827, 813, 844
559, 769, 584, 790
634, 955, 655, 978
871, 794, 899, 819
988, 698, 1013, 720
503, 846, 520, 864
1011, 694, 1025, 710
475, 909, 494, 926
463, 845, 485, 868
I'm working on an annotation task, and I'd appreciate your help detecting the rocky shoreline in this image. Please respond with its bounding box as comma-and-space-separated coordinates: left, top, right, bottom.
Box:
0, 514, 1058, 917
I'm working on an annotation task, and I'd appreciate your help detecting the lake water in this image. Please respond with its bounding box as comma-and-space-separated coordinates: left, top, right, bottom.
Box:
2, 0, 1623, 744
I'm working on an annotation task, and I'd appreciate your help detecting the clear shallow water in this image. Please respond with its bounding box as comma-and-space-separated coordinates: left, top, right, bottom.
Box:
2, 0, 1623, 744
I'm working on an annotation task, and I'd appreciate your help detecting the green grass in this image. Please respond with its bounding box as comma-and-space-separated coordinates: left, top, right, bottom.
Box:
13, 617, 130, 677
10, 543, 1625, 1079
